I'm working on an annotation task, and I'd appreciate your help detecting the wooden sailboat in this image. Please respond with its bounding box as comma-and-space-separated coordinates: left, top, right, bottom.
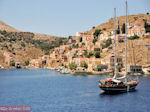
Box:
99, 1, 139, 92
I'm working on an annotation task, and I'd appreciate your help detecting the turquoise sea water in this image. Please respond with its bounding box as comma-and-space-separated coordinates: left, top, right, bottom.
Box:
0, 69, 150, 112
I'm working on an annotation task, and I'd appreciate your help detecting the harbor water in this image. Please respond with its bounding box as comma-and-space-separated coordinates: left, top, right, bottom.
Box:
0, 69, 150, 112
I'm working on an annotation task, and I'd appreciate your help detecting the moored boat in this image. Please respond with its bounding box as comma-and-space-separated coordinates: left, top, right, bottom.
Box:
99, 1, 139, 93
99, 78, 138, 92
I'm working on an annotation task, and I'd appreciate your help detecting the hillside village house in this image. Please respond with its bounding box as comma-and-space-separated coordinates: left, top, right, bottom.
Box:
30, 59, 46, 68
95, 40, 101, 48
100, 31, 111, 41
101, 58, 110, 67
88, 58, 101, 71
66, 48, 78, 63
87, 42, 94, 51
54, 47, 65, 54
60, 45, 69, 53
3, 52, 14, 65
82, 34, 94, 45
61, 54, 68, 62
47, 58, 62, 68
116, 34, 125, 43
76, 48, 87, 57
41, 55, 49, 60
68, 39, 77, 45
51, 45, 70, 59
72, 58, 101, 72
76, 32, 88, 37
93, 46, 101, 52
110, 55, 123, 68
69, 36, 81, 44
128, 21, 145, 37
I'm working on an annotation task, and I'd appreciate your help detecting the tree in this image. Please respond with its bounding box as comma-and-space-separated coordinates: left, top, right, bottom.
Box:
128, 35, 140, 40
25, 60, 30, 66
103, 28, 106, 31
0, 30, 7, 36
101, 38, 112, 49
105, 38, 112, 48
69, 46, 72, 50
68, 36, 72, 39
80, 37, 82, 42
93, 29, 101, 37
116, 28, 120, 34
117, 65, 122, 72
82, 42, 85, 46
144, 21, 150, 33
95, 52, 101, 58
93, 37, 98, 44
111, 68, 115, 75
80, 61, 88, 69
85, 51, 94, 58
102, 44, 106, 49
69, 62, 77, 70
10, 62, 15, 66
89, 52, 94, 57
21, 42, 25, 47
122, 23, 125, 34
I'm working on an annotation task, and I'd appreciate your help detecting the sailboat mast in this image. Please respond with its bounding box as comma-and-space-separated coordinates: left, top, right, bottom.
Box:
113, 8, 117, 79
125, 0, 128, 81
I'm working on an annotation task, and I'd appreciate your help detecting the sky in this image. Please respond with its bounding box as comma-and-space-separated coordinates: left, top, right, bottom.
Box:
0, 0, 149, 37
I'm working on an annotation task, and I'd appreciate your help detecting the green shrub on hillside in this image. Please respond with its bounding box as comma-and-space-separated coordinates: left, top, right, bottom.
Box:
95, 52, 101, 58
144, 21, 150, 33
80, 61, 88, 69
128, 35, 140, 40
102, 38, 112, 49
93, 29, 102, 37
69, 62, 77, 70
10, 62, 15, 66
93, 37, 98, 44
85, 51, 94, 58
80, 37, 82, 42
122, 23, 125, 34
21, 42, 25, 47
25, 60, 30, 66
117, 64, 122, 72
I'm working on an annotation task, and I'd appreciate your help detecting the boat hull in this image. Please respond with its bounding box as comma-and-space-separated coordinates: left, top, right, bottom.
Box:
99, 84, 137, 92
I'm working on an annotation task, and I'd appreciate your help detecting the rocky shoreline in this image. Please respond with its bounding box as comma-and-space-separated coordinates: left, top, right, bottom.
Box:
0, 67, 150, 76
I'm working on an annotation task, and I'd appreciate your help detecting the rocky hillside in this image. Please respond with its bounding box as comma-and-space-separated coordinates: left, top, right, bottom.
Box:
88, 14, 150, 34
0, 20, 67, 67
0, 20, 19, 32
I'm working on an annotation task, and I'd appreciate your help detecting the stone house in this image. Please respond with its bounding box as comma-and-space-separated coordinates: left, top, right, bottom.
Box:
30, 59, 46, 68
110, 56, 123, 67
47, 58, 62, 68
3, 52, 14, 65
128, 21, 145, 37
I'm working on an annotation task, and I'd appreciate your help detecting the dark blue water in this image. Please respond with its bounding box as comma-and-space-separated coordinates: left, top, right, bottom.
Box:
0, 69, 150, 112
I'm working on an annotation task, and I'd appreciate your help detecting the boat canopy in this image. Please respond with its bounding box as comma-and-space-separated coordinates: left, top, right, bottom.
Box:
116, 76, 126, 80
111, 78, 121, 83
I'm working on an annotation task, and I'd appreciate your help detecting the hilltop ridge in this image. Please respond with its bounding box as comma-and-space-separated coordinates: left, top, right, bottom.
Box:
88, 14, 150, 34
0, 20, 67, 68
0, 20, 19, 32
